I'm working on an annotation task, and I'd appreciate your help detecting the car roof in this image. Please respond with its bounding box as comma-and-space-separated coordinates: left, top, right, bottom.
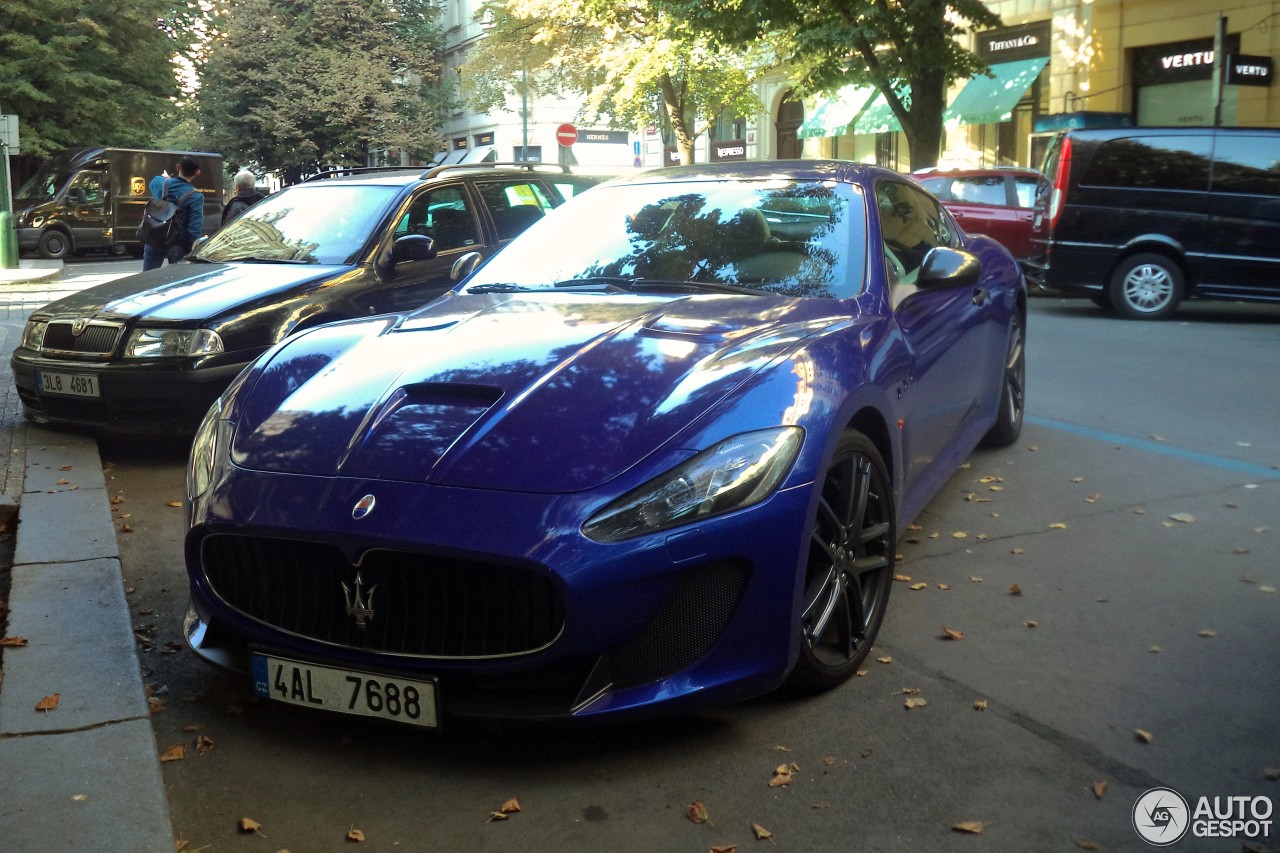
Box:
916, 167, 1043, 179
296, 163, 578, 188
602, 159, 909, 189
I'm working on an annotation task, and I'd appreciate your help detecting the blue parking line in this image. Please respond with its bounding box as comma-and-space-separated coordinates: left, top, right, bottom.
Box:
1026, 415, 1280, 479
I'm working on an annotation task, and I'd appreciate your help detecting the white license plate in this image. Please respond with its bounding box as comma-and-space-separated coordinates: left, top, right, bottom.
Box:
38, 370, 100, 398
251, 653, 438, 728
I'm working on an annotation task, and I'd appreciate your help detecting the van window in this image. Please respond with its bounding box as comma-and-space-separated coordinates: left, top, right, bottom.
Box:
1211, 136, 1280, 197
1082, 136, 1211, 191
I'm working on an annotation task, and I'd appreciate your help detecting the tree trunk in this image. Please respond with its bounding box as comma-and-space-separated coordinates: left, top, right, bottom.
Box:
901, 67, 946, 172
659, 73, 696, 165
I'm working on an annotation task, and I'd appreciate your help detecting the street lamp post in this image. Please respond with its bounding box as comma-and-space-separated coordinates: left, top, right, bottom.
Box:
521, 56, 528, 162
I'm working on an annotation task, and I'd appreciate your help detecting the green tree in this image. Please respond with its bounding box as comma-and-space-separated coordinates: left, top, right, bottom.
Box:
462, 0, 773, 165
0, 0, 186, 167
197, 0, 447, 184
664, 0, 1001, 170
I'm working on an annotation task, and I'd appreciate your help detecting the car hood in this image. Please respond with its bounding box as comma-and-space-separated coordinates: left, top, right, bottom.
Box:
33, 262, 349, 323
230, 292, 849, 493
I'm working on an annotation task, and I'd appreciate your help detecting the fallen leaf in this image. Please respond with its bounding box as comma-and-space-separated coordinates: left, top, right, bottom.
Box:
942, 626, 964, 641
35, 693, 60, 712
499, 798, 521, 815
487, 812, 510, 822
989, 485, 1003, 492
1151, 434, 1165, 442
1027, 444, 1038, 451
876, 656, 892, 664
1134, 507, 1146, 515
929, 532, 940, 539
59, 464, 73, 471
964, 492, 977, 502
909, 582, 927, 591
768, 764, 793, 787
1049, 522, 1067, 530
181, 724, 200, 733
688, 801, 711, 824
937, 583, 951, 590
1169, 513, 1196, 524
1255, 526, 1270, 534
855, 669, 868, 677
905, 536, 922, 544
196, 735, 215, 754
1264, 768, 1280, 780
160, 743, 187, 762
148, 697, 166, 714
110, 495, 126, 505
907, 524, 922, 531
1071, 476, 1084, 483
347, 827, 365, 842
710, 846, 738, 853
904, 697, 927, 710
751, 823, 773, 840
951, 531, 968, 539
974, 699, 988, 711
899, 687, 921, 695
1009, 583, 1022, 595
120, 524, 134, 533
1198, 629, 1217, 638
1092, 780, 1108, 799
969, 576, 983, 583
1085, 494, 1100, 503
976, 534, 988, 540
979, 476, 998, 484
166, 500, 183, 508
1076, 841, 1100, 851
1010, 548, 1024, 555
1, 636, 28, 647
1024, 620, 1038, 629
892, 573, 912, 582
72, 794, 88, 802
1149, 645, 1163, 653
1234, 547, 1251, 554
239, 818, 262, 834
1134, 729, 1154, 744
56, 478, 70, 485
824, 756, 836, 765
952, 821, 985, 834
1261, 586, 1277, 594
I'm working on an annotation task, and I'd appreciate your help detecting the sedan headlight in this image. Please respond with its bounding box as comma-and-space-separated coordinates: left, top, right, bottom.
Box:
21, 320, 48, 351
125, 327, 224, 358
583, 427, 804, 543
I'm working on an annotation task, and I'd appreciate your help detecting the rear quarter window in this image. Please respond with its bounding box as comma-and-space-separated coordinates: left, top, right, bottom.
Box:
1211, 136, 1280, 197
1081, 136, 1212, 191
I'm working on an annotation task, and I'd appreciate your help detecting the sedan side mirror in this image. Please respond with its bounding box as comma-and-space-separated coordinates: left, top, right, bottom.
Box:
916, 246, 981, 290
450, 251, 483, 282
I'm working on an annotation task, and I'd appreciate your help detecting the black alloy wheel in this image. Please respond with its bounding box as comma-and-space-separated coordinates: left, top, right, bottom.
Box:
789, 431, 895, 692
981, 311, 1026, 448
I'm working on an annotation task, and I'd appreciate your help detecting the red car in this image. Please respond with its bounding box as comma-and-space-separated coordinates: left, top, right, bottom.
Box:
915, 168, 1046, 264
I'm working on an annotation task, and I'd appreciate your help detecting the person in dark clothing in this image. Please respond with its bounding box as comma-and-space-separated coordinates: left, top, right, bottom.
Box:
142, 155, 204, 271
222, 169, 266, 227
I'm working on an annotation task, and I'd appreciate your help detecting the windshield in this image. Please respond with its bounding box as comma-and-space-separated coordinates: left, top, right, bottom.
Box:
461, 178, 866, 299
194, 184, 399, 265
16, 165, 69, 204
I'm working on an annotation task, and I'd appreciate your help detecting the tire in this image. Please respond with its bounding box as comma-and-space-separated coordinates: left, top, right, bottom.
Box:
788, 431, 895, 692
107, 243, 129, 257
981, 311, 1025, 448
37, 230, 71, 261
1109, 253, 1184, 320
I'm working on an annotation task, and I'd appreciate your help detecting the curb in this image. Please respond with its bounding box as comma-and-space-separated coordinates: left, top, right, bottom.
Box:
0, 260, 64, 286
0, 427, 174, 852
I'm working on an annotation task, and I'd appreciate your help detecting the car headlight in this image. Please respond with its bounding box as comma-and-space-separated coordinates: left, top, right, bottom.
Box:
583, 427, 804, 543
21, 320, 48, 351
187, 398, 228, 501
125, 327, 224, 358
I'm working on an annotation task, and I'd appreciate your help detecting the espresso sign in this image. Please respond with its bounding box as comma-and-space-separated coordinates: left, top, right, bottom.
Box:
710, 139, 747, 162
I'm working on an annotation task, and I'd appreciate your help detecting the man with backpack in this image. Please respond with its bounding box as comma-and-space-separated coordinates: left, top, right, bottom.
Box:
142, 155, 204, 271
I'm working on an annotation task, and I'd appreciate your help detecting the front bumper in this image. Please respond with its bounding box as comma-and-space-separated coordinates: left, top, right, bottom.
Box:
184, 465, 816, 723
11, 351, 249, 434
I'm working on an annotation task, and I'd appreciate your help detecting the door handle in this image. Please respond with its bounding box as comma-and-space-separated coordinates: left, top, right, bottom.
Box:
972, 288, 990, 305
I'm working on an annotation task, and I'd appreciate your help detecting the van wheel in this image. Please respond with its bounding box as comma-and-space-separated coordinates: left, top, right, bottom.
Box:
37, 230, 71, 261
107, 243, 129, 257
1109, 253, 1183, 320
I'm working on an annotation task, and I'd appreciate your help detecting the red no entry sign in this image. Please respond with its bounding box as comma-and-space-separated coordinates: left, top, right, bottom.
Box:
556, 123, 578, 146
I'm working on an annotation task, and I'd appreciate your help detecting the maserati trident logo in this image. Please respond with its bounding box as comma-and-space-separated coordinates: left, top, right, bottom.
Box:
352, 494, 376, 520
71, 318, 89, 336
341, 572, 377, 630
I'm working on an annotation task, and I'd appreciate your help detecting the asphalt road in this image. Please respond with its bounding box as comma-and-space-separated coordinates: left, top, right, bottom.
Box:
82, 284, 1280, 852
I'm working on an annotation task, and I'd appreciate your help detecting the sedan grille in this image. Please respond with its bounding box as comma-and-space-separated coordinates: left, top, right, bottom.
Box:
40, 320, 125, 357
201, 535, 564, 658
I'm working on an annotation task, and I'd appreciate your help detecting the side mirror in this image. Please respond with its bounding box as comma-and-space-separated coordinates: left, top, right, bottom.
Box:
65, 188, 86, 205
450, 251, 483, 282
916, 246, 981, 290
392, 233, 436, 264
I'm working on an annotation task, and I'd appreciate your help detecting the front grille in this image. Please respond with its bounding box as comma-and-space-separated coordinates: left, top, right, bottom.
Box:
608, 560, 750, 687
41, 321, 124, 356
201, 535, 564, 658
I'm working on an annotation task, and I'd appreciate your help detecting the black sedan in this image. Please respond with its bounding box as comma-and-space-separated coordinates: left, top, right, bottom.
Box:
11, 163, 582, 433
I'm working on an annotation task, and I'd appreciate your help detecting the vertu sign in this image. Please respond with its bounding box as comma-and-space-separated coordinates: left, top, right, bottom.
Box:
1227, 55, 1274, 86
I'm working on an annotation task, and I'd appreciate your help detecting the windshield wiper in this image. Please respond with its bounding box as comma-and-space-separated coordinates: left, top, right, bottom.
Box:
230, 257, 314, 264
464, 283, 535, 293
553, 276, 755, 295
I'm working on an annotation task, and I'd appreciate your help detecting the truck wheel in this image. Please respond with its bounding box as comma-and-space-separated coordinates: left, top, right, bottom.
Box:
107, 243, 129, 257
37, 230, 72, 260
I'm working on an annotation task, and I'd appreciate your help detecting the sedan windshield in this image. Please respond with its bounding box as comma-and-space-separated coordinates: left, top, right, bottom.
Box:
195, 184, 399, 265
461, 178, 867, 299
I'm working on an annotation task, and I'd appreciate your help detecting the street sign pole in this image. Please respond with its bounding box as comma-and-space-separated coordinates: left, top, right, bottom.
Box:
0, 110, 19, 268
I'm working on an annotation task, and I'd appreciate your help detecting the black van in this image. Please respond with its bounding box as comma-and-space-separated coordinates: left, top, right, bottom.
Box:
1027, 127, 1280, 319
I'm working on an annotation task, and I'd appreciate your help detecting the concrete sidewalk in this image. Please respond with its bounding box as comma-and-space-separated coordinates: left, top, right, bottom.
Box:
0, 260, 176, 851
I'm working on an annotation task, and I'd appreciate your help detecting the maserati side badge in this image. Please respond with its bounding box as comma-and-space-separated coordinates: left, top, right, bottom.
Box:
352, 494, 376, 520
342, 572, 376, 630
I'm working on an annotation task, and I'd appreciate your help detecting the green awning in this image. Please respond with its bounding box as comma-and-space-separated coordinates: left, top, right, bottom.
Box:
852, 84, 910, 135
943, 57, 1049, 127
797, 85, 878, 138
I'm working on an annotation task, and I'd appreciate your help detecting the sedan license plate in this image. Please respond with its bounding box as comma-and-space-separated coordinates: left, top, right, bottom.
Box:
38, 370, 100, 398
251, 653, 438, 728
